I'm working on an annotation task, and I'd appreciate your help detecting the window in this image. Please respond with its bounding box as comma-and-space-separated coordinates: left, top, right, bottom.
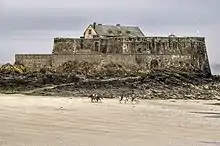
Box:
88, 29, 92, 34
126, 31, 130, 34
108, 30, 113, 33
137, 48, 142, 53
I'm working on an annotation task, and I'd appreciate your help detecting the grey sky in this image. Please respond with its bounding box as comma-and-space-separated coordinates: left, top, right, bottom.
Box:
1, 0, 220, 66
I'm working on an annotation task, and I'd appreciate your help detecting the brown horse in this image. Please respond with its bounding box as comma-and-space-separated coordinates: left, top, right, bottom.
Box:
130, 90, 139, 104
88, 94, 103, 103
119, 90, 139, 104
130, 95, 139, 104
119, 91, 129, 103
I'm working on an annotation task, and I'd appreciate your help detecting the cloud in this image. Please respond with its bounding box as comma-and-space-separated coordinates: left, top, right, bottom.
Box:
4, 0, 220, 10
2, 7, 219, 33
4, 0, 155, 9
0, 0, 220, 66
2, 0, 220, 32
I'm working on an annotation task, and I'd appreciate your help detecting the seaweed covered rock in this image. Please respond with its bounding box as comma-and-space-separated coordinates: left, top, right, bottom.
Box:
0, 63, 27, 75
0, 72, 81, 92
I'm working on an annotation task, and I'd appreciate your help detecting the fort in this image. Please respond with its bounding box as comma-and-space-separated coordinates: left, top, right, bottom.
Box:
15, 22, 211, 75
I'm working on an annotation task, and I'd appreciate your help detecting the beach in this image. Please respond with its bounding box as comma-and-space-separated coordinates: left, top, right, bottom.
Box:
0, 94, 219, 146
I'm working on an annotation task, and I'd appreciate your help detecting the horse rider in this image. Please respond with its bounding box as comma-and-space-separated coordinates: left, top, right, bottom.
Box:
131, 89, 136, 102
119, 91, 126, 103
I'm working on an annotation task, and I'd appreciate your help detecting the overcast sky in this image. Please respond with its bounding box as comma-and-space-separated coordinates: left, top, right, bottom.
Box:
1, 0, 220, 65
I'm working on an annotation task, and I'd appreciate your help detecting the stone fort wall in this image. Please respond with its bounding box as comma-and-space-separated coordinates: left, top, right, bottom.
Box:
15, 36, 211, 75
51, 54, 193, 70
15, 54, 52, 69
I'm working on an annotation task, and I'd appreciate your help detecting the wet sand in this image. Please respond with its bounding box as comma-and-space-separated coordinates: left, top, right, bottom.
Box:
0, 94, 220, 146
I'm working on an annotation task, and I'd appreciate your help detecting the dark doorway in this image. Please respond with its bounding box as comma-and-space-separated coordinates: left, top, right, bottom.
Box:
94, 42, 99, 52
150, 59, 159, 69
100, 45, 107, 54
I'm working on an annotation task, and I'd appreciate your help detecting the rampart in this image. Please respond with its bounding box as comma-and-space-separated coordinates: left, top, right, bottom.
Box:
15, 36, 211, 75
15, 54, 52, 69
51, 54, 193, 70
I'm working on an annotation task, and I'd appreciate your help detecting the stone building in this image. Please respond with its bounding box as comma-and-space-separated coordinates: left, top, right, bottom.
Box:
83, 22, 145, 39
15, 22, 212, 75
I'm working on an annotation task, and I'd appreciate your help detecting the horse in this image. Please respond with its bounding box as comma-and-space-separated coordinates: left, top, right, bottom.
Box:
119, 91, 129, 103
88, 94, 103, 103
130, 95, 139, 104
130, 92, 139, 104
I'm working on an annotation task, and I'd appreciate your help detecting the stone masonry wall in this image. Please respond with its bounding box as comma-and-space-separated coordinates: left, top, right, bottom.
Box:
53, 37, 207, 55
52, 37, 211, 74
53, 38, 122, 54
51, 54, 136, 68
15, 54, 52, 70
51, 54, 193, 71
15, 36, 211, 75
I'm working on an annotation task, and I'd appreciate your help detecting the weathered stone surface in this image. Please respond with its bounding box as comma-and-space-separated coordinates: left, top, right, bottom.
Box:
15, 36, 211, 76
15, 54, 52, 70
7, 24, 214, 99
23, 69, 220, 100
0, 71, 80, 93
0, 65, 219, 100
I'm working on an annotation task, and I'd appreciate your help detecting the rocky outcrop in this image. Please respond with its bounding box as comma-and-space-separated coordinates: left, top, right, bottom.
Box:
30, 69, 219, 100
0, 62, 219, 100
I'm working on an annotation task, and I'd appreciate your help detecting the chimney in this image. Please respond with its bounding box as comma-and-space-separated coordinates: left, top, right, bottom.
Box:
93, 22, 96, 29
116, 24, 120, 26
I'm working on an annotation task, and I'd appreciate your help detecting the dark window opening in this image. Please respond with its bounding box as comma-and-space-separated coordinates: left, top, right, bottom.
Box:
88, 29, 92, 34
150, 59, 159, 69
137, 48, 142, 53
101, 46, 107, 54
94, 42, 99, 52
179, 61, 183, 67
185, 63, 190, 67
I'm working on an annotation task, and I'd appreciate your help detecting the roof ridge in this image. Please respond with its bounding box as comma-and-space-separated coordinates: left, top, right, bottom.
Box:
96, 24, 139, 28
91, 23, 144, 37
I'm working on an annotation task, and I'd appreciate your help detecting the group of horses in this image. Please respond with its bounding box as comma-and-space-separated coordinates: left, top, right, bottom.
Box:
88, 94, 104, 103
88, 91, 139, 104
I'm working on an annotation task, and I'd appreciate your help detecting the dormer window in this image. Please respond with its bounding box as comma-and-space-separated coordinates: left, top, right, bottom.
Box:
126, 31, 130, 34
169, 33, 176, 37
118, 31, 122, 34
108, 30, 113, 33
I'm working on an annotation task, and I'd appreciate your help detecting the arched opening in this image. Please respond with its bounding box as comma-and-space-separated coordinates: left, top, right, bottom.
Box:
185, 63, 190, 67
150, 59, 159, 69
94, 42, 99, 52
137, 48, 142, 53
179, 61, 183, 67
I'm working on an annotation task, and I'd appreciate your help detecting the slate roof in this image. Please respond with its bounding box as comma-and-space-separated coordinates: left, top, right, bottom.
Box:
91, 24, 145, 37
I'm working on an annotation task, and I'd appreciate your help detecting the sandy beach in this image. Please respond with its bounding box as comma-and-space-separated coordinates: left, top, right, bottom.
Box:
0, 94, 219, 146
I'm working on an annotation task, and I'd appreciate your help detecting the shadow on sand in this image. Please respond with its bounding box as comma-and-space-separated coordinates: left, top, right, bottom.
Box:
206, 102, 220, 106
199, 141, 220, 146
191, 111, 220, 119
